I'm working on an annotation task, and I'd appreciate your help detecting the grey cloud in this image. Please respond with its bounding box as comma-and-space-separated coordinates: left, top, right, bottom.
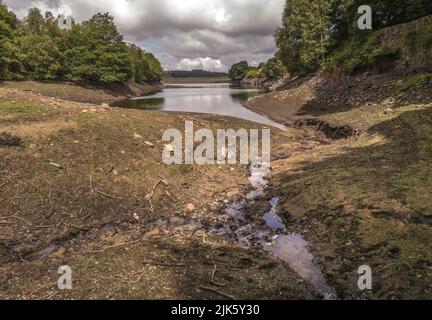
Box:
4, 0, 284, 71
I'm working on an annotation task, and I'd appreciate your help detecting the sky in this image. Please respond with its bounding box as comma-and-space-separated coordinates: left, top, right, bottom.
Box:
3, 0, 285, 72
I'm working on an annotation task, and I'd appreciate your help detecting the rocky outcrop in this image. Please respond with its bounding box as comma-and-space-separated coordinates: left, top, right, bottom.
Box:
381, 15, 432, 74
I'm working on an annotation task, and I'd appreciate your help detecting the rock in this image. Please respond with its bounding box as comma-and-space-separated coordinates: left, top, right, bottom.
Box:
226, 191, 237, 198
133, 133, 143, 139
146, 228, 161, 237
144, 141, 154, 148
0, 133, 23, 147
384, 108, 394, 115
186, 203, 195, 212
101, 103, 110, 108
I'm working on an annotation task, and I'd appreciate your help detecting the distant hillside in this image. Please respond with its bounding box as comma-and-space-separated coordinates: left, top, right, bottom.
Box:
165, 70, 228, 78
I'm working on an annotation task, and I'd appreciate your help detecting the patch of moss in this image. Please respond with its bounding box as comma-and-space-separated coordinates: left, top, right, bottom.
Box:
327, 31, 400, 74
404, 24, 432, 61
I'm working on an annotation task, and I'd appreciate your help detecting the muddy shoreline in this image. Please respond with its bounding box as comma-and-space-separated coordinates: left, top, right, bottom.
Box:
1, 74, 431, 299
0, 83, 318, 300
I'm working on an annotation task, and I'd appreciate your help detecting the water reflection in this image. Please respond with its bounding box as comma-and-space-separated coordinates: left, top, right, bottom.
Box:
112, 83, 284, 129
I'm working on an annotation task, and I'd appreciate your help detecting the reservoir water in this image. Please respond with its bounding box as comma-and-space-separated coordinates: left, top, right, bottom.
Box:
113, 83, 285, 129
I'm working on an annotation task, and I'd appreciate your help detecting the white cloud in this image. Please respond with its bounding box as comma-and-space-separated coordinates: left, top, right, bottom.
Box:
176, 57, 226, 72
4, 0, 285, 71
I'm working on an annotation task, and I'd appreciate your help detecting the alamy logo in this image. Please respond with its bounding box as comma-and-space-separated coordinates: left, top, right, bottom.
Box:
357, 265, 372, 290
162, 121, 271, 167
357, 5, 372, 30
58, 265, 73, 290
58, 15, 72, 30
57, 5, 73, 30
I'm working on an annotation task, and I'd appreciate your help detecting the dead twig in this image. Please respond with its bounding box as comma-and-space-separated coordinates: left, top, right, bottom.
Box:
94, 188, 124, 199
145, 179, 163, 211
211, 264, 226, 287
12, 214, 32, 226
28, 283, 55, 298
89, 175, 94, 194
376, 263, 396, 273
91, 240, 140, 253
74, 212, 93, 222
69, 224, 89, 231
199, 286, 236, 300
194, 167, 219, 182
48, 162, 63, 170
66, 159, 73, 174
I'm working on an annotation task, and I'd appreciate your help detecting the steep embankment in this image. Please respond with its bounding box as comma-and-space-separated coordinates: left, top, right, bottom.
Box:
244, 17, 432, 299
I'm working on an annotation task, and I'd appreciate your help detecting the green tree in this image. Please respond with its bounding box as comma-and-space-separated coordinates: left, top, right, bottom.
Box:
331, 0, 432, 48
8, 8, 66, 80
228, 61, 249, 81
1, 3, 162, 84
0, 3, 18, 78
261, 57, 286, 79
65, 13, 132, 83
127, 45, 162, 83
276, 0, 333, 74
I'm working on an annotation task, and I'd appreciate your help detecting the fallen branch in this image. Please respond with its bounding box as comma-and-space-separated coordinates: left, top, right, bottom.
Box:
195, 167, 219, 182
199, 286, 236, 300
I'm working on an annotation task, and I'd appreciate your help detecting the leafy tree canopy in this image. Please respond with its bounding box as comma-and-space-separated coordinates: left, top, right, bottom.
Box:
0, 5, 163, 83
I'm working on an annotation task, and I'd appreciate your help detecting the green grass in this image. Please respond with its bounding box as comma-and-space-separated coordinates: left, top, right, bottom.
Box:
0, 101, 54, 120
404, 72, 432, 89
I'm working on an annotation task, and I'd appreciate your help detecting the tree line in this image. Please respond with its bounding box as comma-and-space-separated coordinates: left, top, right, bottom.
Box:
230, 0, 432, 80
0, 4, 163, 84
228, 58, 287, 82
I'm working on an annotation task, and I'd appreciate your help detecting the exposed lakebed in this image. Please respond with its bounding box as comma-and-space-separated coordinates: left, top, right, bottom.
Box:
114, 82, 335, 299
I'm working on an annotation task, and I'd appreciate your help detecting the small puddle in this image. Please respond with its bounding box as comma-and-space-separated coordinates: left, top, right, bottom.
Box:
224, 162, 337, 300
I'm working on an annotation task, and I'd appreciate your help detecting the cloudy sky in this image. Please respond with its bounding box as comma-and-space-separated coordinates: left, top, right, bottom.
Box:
4, 0, 285, 72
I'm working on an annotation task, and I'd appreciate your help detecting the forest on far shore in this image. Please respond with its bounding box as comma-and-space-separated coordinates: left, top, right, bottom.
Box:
0, 4, 163, 84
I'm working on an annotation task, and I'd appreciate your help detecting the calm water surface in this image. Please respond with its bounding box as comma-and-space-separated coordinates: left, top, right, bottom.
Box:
114, 83, 284, 129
